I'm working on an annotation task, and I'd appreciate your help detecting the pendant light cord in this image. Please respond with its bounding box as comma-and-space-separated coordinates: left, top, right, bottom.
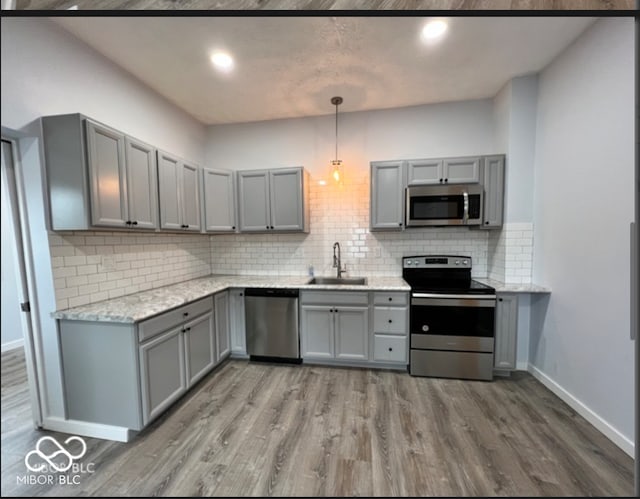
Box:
335, 100, 339, 162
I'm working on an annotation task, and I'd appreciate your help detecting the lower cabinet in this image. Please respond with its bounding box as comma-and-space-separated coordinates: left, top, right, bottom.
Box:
139, 326, 187, 426
59, 295, 223, 432
494, 293, 518, 370
229, 288, 246, 356
300, 292, 369, 362
214, 291, 231, 362
371, 292, 409, 365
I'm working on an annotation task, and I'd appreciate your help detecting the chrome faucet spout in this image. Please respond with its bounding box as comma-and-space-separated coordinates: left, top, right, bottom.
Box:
332, 242, 346, 278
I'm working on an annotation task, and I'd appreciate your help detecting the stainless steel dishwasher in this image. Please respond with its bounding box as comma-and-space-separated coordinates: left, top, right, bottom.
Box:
244, 288, 301, 363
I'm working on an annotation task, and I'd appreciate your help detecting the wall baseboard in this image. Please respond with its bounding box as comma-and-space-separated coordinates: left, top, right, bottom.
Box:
1, 338, 24, 353
527, 363, 634, 457
43, 417, 132, 443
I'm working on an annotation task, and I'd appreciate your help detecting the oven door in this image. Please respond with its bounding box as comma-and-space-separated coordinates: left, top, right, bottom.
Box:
410, 293, 496, 352
406, 184, 482, 226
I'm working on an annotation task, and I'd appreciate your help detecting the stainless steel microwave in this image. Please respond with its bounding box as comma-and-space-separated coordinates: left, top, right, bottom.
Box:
405, 184, 483, 227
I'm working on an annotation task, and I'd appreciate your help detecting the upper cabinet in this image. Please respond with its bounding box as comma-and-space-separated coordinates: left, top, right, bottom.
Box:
370, 160, 405, 231
370, 154, 505, 231
480, 155, 505, 229
237, 167, 309, 233
202, 168, 236, 232
157, 150, 201, 232
42, 114, 159, 231
407, 156, 480, 185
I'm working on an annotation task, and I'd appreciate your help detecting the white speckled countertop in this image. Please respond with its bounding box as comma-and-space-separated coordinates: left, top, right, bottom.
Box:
52, 274, 410, 324
474, 278, 551, 294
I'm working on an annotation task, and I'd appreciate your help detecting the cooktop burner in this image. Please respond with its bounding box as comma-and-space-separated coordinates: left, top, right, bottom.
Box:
402, 255, 495, 295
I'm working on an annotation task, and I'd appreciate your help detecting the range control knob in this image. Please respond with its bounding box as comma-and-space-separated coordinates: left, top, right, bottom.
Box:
406, 260, 412, 266
413, 260, 419, 266
455, 260, 460, 265
463, 259, 469, 265
422, 325, 430, 332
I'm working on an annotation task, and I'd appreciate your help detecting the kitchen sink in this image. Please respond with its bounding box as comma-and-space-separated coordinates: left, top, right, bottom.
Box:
307, 277, 368, 285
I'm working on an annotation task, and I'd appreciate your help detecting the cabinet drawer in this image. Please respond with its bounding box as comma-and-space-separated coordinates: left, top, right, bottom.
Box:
138, 297, 213, 343
373, 307, 407, 334
300, 291, 369, 306
373, 292, 408, 306
373, 334, 407, 363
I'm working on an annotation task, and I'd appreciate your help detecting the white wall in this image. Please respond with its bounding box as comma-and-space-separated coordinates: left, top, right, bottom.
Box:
0, 18, 206, 164
531, 18, 635, 451
1, 141, 24, 349
0, 17, 208, 421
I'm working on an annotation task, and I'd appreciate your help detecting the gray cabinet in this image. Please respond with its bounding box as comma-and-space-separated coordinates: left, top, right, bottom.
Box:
229, 288, 246, 356
370, 160, 405, 230
371, 292, 409, 365
157, 150, 201, 232
407, 156, 480, 185
238, 167, 309, 232
214, 291, 231, 362
184, 311, 215, 387
494, 293, 518, 370
203, 167, 236, 232
42, 114, 159, 230
300, 291, 369, 361
480, 155, 505, 229
139, 326, 186, 426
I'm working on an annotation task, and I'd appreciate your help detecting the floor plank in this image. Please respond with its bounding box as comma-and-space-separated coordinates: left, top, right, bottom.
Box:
0, 349, 634, 496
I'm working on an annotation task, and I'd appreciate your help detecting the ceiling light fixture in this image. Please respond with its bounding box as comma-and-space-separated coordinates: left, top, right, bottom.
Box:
421, 19, 448, 41
210, 52, 234, 72
330, 96, 343, 183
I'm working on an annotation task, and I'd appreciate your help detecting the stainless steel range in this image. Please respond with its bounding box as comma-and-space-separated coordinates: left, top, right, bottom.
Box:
403, 255, 496, 381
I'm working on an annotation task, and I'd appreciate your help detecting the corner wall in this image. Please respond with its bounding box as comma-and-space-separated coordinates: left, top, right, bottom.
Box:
531, 17, 635, 452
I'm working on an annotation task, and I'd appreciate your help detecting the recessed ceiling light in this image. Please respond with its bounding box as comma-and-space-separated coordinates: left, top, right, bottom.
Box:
210, 52, 234, 72
421, 20, 448, 41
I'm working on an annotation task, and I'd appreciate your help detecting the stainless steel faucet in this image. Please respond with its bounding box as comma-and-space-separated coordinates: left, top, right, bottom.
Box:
333, 242, 347, 278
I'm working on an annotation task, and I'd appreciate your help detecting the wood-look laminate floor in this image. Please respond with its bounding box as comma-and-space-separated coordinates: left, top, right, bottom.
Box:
13, 0, 637, 10
1, 347, 634, 496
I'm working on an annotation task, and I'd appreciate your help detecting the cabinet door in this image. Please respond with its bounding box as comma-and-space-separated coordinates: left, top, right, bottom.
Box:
85, 120, 128, 227
203, 168, 236, 232
214, 291, 231, 362
335, 306, 369, 361
229, 289, 246, 355
300, 305, 334, 359
184, 311, 215, 387
139, 326, 186, 426
481, 155, 505, 228
181, 162, 201, 231
370, 161, 405, 230
238, 170, 271, 231
407, 159, 443, 185
269, 168, 304, 231
494, 294, 518, 369
157, 150, 183, 230
443, 157, 480, 183
125, 137, 158, 229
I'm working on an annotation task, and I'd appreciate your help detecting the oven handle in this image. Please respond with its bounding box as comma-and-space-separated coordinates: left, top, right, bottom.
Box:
463, 191, 469, 224
412, 294, 496, 308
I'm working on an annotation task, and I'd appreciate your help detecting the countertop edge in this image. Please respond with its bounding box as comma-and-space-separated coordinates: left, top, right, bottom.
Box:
474, 278, 552, 294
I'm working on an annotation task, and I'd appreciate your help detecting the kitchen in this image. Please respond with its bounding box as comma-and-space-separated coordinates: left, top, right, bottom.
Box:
0, 14, 636, 497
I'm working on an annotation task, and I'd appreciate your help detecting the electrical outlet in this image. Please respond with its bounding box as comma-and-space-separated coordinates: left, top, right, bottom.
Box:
101, 255, 116, 272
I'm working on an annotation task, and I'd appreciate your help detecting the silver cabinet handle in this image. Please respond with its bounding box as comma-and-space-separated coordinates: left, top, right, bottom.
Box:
463, 191, 469, 224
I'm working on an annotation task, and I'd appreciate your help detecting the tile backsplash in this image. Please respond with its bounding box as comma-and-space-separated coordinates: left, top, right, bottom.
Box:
49, 231, 211, 311
48, 172, 534, 310
209, 173, 489, 278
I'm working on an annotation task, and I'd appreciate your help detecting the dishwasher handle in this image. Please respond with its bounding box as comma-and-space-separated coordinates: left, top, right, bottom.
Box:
244, 288, 299, 298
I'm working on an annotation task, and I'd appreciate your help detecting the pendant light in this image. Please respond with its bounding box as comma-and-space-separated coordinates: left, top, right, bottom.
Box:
330, 96, 343, 183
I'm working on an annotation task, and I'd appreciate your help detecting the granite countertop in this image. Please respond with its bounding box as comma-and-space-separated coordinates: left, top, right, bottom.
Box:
52, 274, 410, 324
474, 278, 551, 294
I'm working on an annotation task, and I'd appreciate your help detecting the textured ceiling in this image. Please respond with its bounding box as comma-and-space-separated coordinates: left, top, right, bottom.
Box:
54, 16, 594, 125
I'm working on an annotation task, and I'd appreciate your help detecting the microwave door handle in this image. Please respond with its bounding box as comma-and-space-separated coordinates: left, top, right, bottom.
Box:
463, 191, 469, 224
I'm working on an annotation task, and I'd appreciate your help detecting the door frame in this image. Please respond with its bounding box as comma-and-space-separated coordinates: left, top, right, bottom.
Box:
1, 135, 44, 427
